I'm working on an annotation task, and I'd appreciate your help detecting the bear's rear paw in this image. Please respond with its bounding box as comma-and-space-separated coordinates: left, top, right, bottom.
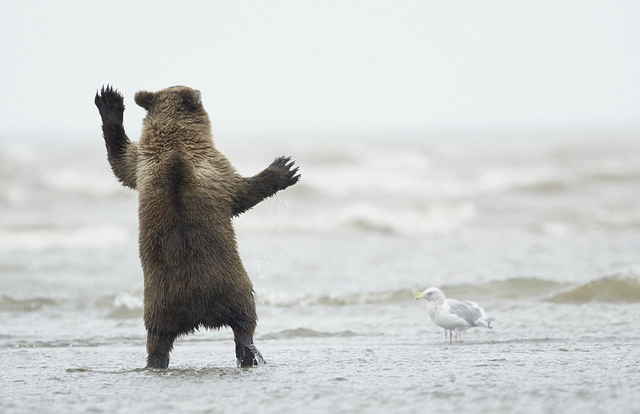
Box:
95, 84, 125, 123
236, 343, 266, 368
270, 156, 300, 190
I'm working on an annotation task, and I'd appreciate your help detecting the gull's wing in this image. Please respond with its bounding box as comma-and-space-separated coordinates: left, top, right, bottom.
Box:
447, 299, 484, 326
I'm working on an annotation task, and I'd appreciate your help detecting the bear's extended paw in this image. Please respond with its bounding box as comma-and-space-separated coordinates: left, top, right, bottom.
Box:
95, 85, 125, 123
270, 156, 300, 190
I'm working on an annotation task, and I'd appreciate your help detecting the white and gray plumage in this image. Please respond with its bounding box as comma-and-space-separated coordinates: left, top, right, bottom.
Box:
415, 287, 492, 342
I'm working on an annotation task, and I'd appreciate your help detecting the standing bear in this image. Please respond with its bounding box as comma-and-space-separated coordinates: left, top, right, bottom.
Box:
95, 85, 300, 368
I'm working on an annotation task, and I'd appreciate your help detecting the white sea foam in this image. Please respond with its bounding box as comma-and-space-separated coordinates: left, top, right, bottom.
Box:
39, 168, 124, 199
477, 167, 574, 193
594, 210, 640, 230
112, 291, 143, 309
106, 292, 144, 319
337, 201, 476, 235
298, 153, 431, 198
0, 224, 131, 252
236, 201, 476, 236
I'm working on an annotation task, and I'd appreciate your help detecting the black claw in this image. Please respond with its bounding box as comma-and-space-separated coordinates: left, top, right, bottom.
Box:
273, 156, 291, 167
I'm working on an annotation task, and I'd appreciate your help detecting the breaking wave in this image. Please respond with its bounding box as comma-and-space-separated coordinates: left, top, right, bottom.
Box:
0, 224, 132, 252
440, 277, 569, 301
104, 292, 143, 319
337, 202, 476, 235
256, 289, 420, 307
0, 292, 144, 318
259, 274, 640, 307
256, 277, 568, 307
548, 274, 640, 303
237, 201, 477, 236
0, 295, 59, 311
3, 275, 639, 320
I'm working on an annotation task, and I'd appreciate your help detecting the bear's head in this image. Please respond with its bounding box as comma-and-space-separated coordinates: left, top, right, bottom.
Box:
135, 86, 205, 120
134, 86, 211, 146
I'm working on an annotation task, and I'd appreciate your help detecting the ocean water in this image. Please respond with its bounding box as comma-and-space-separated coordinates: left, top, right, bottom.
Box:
1, 133, 640, 413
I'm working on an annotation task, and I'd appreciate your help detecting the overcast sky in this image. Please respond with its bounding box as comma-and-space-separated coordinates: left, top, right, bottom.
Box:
1, 0, 639, 141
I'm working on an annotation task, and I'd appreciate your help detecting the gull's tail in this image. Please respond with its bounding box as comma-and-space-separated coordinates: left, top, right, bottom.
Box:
472, 304, 493, 329
476, 319, 493, 329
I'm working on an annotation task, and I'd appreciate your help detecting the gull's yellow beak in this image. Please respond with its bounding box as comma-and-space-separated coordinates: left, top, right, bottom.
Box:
414, 292, 424, 300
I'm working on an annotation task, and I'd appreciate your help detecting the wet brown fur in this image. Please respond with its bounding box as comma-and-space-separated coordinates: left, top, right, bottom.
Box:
95, 85, 299, 368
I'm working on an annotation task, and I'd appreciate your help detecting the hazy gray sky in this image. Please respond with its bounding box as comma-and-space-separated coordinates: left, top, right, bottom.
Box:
1, 0, 639, 141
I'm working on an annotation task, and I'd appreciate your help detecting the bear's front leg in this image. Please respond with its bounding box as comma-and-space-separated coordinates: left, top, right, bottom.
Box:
95, 85, 126, 152
232, 156, 300, 216
95, 85, 139, 190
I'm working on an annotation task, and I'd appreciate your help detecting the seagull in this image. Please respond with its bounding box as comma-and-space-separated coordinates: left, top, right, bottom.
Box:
415, 287, 493, 342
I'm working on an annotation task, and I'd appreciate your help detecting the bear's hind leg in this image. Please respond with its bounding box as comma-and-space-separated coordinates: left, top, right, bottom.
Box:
232, 327, 265, 367
146, 331, 177, 369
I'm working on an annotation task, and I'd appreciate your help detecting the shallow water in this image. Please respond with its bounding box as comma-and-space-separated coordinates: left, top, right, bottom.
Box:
2, 134, 640, 413
6, 335, 640, 414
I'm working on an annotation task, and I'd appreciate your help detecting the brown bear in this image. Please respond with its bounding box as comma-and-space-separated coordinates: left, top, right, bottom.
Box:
94, 85, 300, 368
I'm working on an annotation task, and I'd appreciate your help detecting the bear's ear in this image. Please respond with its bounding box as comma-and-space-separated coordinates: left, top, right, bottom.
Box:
134, 90, 155, 110
180, 89, 202, 111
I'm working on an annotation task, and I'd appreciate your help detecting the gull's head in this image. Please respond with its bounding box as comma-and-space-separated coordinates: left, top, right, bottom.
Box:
414, 287, 445, 302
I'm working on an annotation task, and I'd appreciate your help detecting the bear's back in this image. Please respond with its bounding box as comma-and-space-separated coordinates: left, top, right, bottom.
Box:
137, 147, 244, 280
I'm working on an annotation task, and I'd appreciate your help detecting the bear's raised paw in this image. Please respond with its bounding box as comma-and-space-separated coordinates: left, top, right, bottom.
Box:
270, 156, 301, 190
95, 85, 125, 123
